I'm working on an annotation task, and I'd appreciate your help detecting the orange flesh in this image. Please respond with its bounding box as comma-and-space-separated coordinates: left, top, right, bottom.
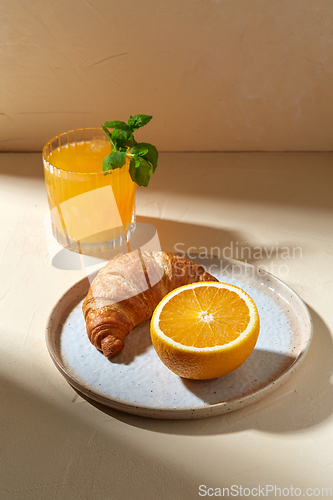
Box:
158, 287, 250, 348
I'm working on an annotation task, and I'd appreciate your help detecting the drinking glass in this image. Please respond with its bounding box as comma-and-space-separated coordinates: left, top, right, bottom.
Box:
42, 128, 136, 254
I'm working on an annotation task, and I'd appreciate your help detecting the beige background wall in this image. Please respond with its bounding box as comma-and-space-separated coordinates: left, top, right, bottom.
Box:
1, 0, 333, 152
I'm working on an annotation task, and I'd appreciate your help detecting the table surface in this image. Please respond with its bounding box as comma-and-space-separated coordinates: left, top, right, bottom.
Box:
1, 151, 332, 500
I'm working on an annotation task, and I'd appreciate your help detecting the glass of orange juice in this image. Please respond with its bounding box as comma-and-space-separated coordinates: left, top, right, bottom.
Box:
42, 128, 136, 254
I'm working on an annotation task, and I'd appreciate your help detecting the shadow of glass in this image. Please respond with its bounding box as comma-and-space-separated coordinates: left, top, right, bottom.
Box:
137, 216, 307, 266
74, 305, 332, 436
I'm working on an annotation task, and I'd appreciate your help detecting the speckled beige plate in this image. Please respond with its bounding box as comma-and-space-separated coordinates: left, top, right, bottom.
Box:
46, 256, 312, 419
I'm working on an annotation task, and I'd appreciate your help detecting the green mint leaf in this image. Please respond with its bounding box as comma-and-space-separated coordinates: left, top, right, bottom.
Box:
129, 145, 149, 157
101, 124, 114, 144
102, 114, 157, 186
137, 142, 158, 173
128, 114, 152, 132
111, 129, 136, 150
129, 157, 151, 187
129, 157, 136, 173
102, 155, 112, 172
103, 151, 127, 170
103, 120, 131, 132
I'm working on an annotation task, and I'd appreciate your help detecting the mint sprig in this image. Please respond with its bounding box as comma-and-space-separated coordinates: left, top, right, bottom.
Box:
102, 114, 158, 187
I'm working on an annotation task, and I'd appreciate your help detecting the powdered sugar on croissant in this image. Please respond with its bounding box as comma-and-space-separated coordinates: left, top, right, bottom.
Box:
82, 250, 218, 357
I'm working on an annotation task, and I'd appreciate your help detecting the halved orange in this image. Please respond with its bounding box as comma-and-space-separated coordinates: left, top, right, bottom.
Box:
150, 282, 260, 380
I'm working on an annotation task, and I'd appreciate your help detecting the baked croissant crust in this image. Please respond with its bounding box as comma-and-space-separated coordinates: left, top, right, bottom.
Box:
82, 250, 218, 357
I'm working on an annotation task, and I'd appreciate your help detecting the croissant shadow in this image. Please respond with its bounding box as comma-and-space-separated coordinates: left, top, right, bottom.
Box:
109, 320, 152, 365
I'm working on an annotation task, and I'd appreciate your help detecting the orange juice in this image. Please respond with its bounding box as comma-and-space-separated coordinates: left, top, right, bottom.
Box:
43, 129, 136, 252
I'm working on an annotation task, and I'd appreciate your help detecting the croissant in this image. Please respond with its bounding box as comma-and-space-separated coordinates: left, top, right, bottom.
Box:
82, 250, 218, 357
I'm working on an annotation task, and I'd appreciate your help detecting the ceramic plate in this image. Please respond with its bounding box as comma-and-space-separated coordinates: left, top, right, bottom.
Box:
46, 256, 312, 419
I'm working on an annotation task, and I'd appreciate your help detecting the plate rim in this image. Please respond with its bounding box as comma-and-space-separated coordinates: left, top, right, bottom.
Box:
45, 255, 313, 419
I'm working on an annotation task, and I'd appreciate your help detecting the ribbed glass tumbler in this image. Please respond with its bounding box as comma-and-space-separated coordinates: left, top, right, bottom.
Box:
42, 128, 136, 254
